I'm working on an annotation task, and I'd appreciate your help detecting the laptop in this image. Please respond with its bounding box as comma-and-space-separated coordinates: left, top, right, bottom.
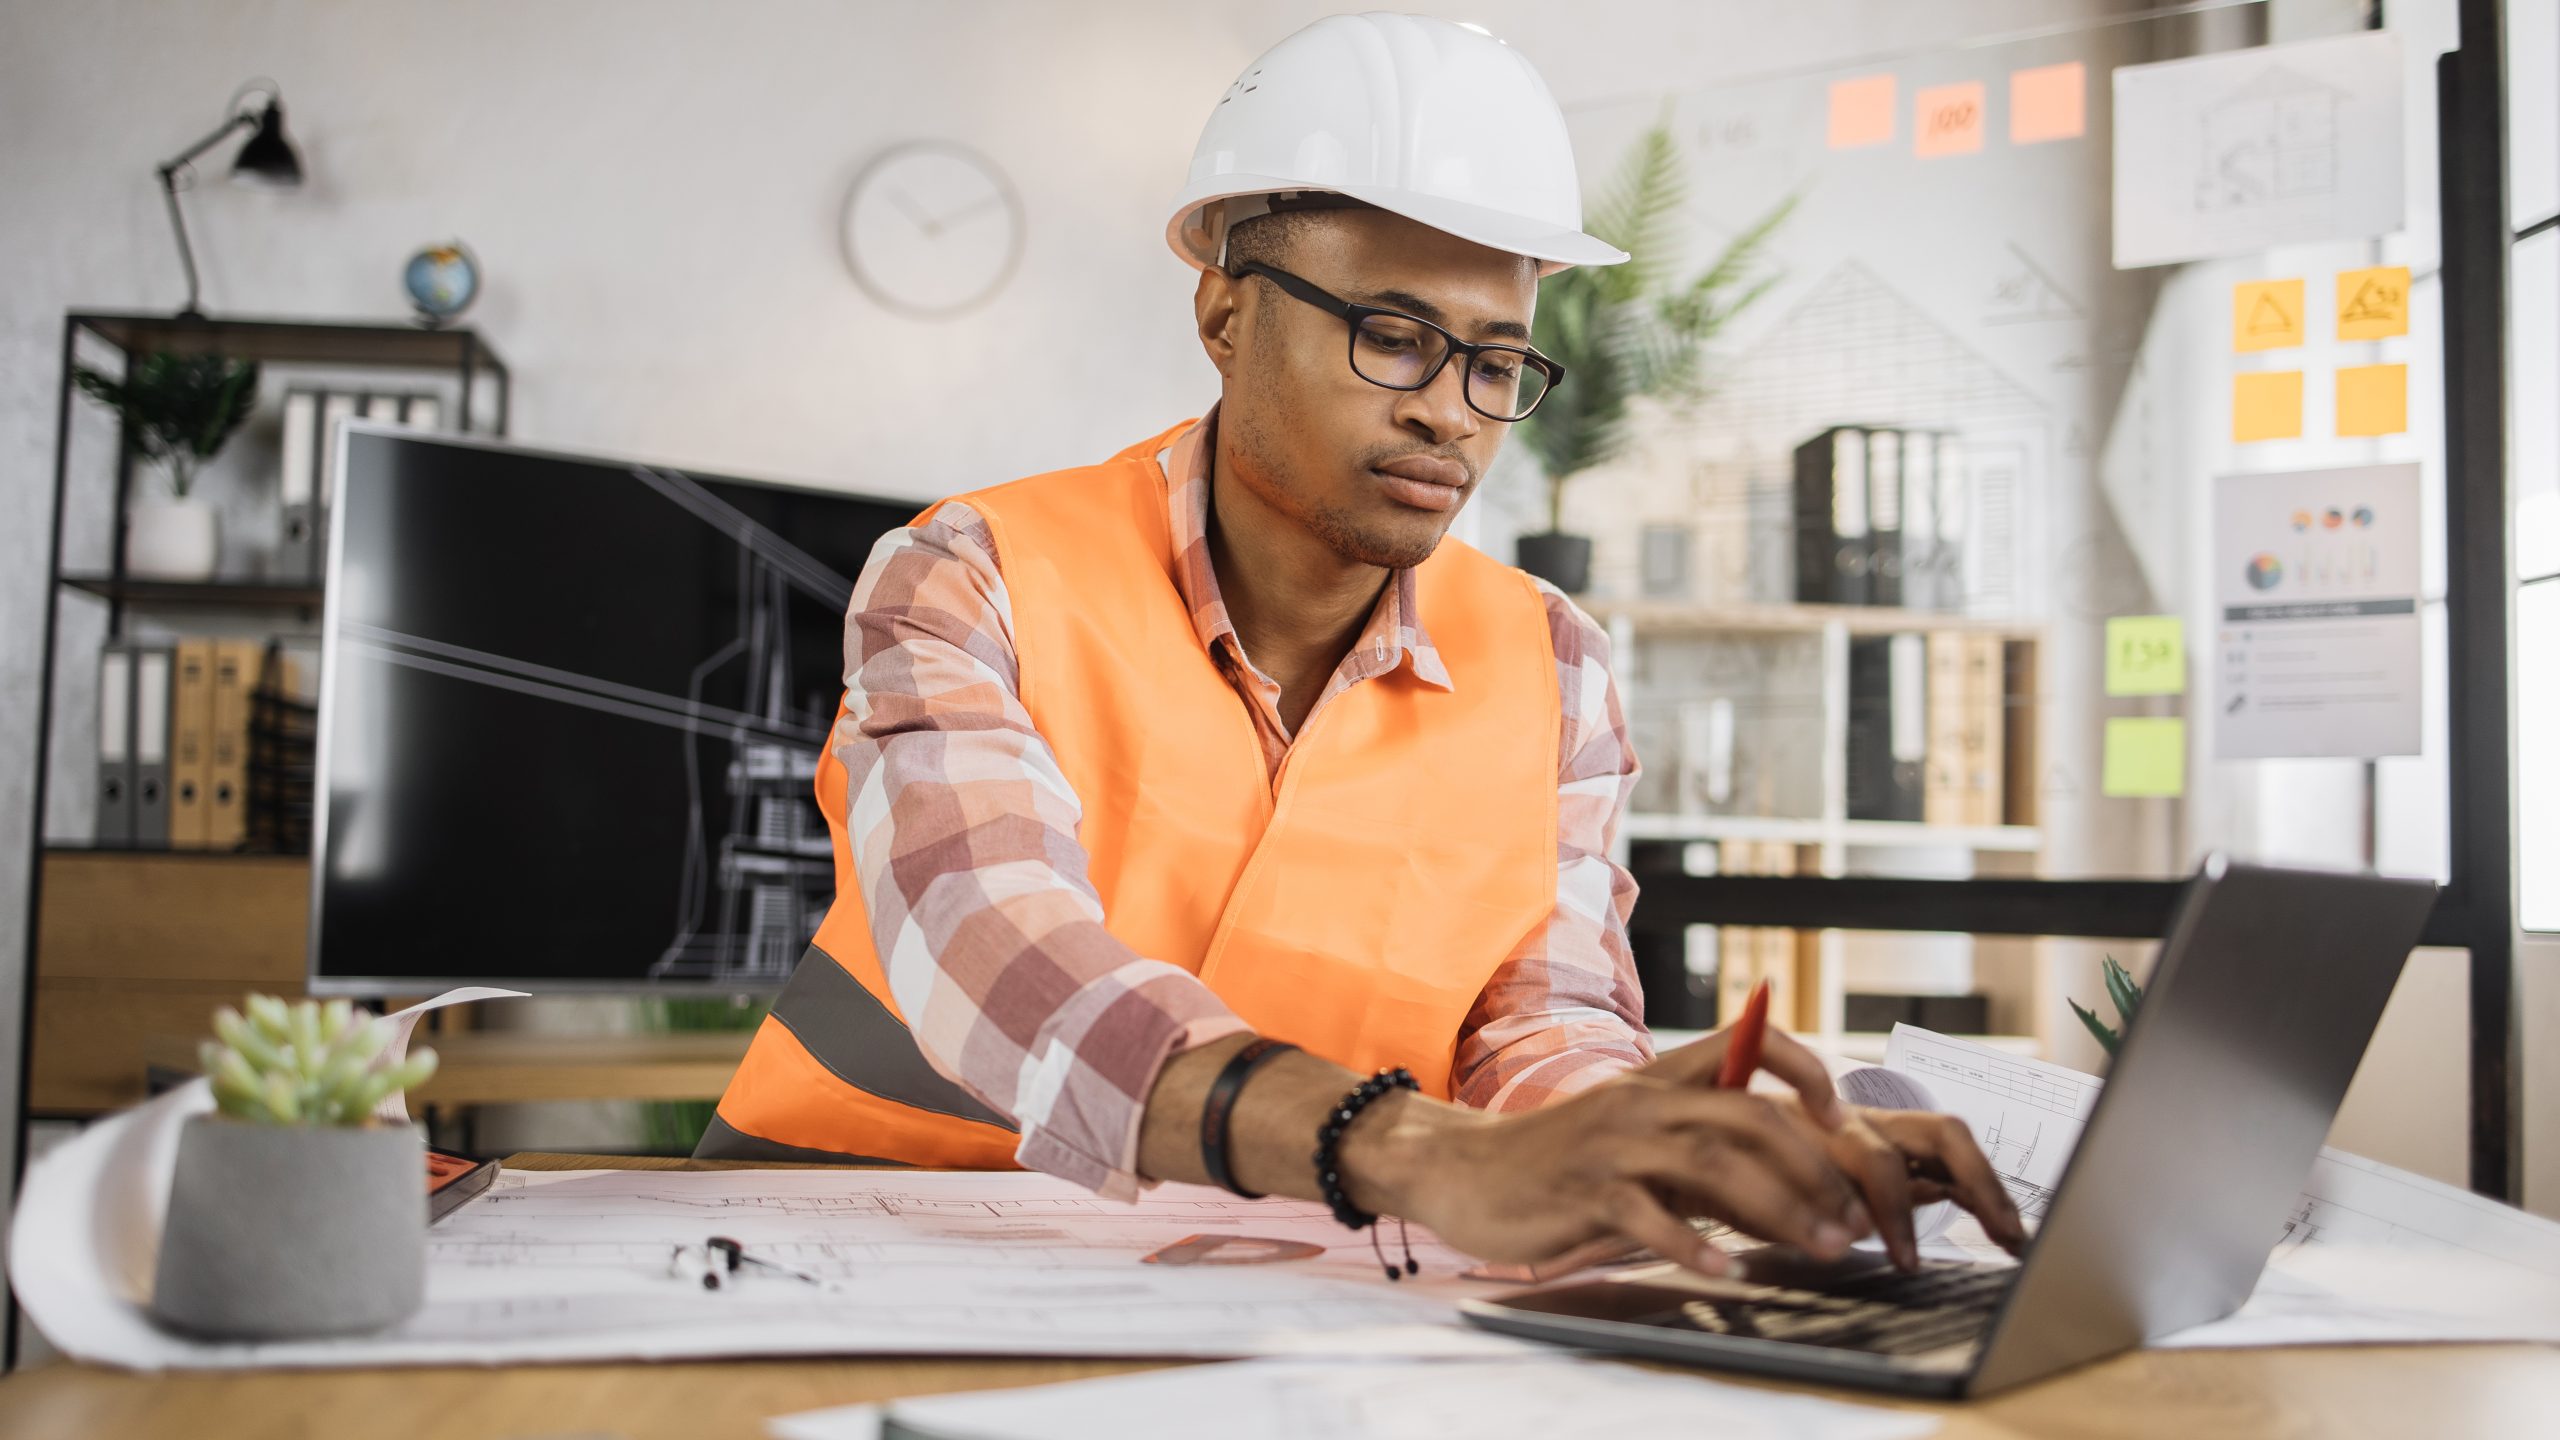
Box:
1458, 855, 2439, 1398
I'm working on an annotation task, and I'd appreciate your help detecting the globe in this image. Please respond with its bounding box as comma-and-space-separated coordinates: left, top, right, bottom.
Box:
404, 243, 479, 323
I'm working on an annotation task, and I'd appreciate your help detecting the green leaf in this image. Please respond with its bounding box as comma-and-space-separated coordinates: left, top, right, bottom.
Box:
2103, 956, 2145, 1026
2068, 999, 2122, 1056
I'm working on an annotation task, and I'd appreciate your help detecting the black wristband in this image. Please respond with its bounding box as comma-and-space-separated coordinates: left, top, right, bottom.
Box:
1312, 1067, 1419, 1231
1200, 1037, 1299, 1198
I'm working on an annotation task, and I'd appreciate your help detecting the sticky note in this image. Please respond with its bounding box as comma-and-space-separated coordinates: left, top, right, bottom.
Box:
2009, 62, 2086, 143
2336, 363, 2409, 437
2232, 279, 2306, 352
1914, 82, 1986, 157
2103, 717, 2186, 798
2233, 371, 2304, 442
2106, 616, 2186, 696
2337, 265, 2411, 340
1828, 74, 1896, 149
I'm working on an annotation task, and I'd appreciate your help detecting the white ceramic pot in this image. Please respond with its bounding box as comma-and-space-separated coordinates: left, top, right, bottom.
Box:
125, 496, 221, 581
149, 1117, 427, 1340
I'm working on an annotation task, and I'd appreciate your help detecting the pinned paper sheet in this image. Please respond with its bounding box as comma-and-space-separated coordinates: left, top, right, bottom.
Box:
2336, 265, 2411, 340
2103, 716, 2185, 798
2233, 279, 2306, 351
2233, 370, 2304, 442
2106, 616, 2186, 696
2337, 363, 2408, 436
1914, 81, 1986, 157
1828, 74, 1896, 149
2010, 62, 2086, 143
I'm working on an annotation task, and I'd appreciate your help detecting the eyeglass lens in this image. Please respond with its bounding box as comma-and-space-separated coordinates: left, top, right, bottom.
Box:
1351, 314, 1550, 420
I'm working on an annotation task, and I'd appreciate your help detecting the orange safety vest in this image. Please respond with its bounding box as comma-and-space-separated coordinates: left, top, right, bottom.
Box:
699, 419, 1561, 1167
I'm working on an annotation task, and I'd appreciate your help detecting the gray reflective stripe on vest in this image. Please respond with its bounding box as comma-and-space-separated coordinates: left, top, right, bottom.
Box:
764, 941, 1018, 1132
693, 1115, 909, 1167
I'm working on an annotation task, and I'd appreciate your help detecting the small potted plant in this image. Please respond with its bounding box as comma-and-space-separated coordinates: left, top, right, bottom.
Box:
1513, 124, 1790, 594
150, 995, 440, 1340
2070, 955, 2148, 1058
74, 351, 261, 581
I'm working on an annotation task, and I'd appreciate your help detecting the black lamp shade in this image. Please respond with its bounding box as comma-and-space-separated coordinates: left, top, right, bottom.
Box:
230, 101, 303, 188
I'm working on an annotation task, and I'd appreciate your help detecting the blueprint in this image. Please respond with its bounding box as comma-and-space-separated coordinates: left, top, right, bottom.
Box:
17, 1163, 1523, 1371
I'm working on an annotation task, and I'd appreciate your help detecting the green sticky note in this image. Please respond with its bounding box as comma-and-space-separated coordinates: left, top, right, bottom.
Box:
2103, 717, 2186, 798
2106, 616, 2186, 696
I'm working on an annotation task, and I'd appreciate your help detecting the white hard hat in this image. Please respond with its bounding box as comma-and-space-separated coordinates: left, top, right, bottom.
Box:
1166, 12, 1628, 278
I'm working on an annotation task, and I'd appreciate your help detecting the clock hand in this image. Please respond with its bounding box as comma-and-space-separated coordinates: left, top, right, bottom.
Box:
886, 185, 942, 237
927, 192, 1008, 229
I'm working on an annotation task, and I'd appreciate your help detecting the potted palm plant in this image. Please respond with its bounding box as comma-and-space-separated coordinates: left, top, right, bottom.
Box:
74, 351, 261, 581
151, 996, 440, 1340
1514, 125, 1791, 594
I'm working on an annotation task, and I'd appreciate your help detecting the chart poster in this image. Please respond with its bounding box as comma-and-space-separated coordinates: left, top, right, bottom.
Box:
2113, 30, 2405, 269
2214, 463, 2422, 759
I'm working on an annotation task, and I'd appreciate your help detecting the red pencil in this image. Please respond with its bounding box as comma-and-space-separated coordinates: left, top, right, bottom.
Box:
1715, 978, 1772, 1089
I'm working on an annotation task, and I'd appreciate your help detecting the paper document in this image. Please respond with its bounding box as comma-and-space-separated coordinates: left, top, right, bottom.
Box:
1868, 1026, 2560, 1347
18, 1159, 1523, 1371
768, 1357, 1941, 1440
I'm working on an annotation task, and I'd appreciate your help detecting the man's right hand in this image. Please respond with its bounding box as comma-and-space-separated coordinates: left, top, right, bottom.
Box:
1337, 1057, 1877, 1277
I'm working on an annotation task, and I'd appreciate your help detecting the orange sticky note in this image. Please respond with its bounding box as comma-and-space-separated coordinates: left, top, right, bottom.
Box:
2336, 363, 2408, 436
1914, 82, 1986, 157
2009, 62, 2086, 143
2336, 266, 2411, 340
2232, 279, 2306, 352
2233, 371, 2304, 442
1829, 74, 1896, 149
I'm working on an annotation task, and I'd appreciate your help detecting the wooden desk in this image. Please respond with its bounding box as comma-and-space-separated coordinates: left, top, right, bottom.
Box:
6, 1154, 2557, 1440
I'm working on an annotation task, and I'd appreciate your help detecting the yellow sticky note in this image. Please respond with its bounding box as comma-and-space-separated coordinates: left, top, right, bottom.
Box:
2337, 266, 2411, 340
2106, 616, 2186, 697
2233, 279, 2306, 352
2233, 371, 2304, 442
2010, 62, 2086, 144
1828, 74, 1896, 149
1914, 82, 1986, 157
2103, 717, 2186, 798
2336, 363, 2409, 437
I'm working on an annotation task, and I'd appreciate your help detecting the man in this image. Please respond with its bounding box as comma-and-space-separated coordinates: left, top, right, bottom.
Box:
706, 12, 2026, 1278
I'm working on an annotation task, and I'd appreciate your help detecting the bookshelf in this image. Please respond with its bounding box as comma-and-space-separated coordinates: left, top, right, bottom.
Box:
16, 313, 512, 1141
1594, 598, 2054, 1060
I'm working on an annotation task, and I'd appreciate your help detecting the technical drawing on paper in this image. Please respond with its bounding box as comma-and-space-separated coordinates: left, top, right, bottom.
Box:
2195, 67, 2344, 214
1982, 243, 2086, 327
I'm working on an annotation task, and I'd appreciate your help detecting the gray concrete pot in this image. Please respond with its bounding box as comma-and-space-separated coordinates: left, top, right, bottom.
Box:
150, 1116, 427, 1341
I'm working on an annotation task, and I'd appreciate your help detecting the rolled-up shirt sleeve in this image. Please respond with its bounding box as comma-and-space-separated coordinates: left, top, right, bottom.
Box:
834, 502, 1248, 1200
1450, 585, 1654, 1111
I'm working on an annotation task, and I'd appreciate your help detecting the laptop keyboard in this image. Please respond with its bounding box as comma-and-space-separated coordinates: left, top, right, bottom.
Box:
1649, 1258, 2018, 1358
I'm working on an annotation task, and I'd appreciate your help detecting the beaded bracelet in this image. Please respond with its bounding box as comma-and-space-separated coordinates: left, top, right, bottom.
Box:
1313, 1066, 1421, 1280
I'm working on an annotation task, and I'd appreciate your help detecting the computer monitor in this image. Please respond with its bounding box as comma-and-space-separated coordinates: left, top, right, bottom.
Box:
311, 424, 917, 992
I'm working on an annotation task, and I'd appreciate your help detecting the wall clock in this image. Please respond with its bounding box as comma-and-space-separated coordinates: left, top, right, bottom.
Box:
839, 140, 1025, 318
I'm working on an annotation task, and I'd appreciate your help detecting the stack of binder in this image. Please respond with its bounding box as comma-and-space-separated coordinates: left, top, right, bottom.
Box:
1793, 425, 1968, 612
95, 638, 305, 852
275, 387, 445, 584
246, 648, 318, 855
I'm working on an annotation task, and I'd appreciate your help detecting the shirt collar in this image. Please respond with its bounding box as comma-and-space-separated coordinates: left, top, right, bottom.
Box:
1160, 406, 1454, 693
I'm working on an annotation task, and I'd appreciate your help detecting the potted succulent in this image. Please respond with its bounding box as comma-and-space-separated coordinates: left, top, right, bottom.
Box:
74, 351, 261, 581
151, 996, 440, 1340
1513, 124, 1791, 594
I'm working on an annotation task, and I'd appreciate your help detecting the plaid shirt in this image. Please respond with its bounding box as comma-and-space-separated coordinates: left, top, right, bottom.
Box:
835, 408, 1650, 1200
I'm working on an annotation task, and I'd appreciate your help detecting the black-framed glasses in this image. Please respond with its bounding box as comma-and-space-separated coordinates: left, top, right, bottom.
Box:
1227, 260, 1564, 422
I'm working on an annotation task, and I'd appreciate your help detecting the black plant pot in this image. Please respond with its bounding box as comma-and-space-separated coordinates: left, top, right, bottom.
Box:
1516, 531, 1593, 594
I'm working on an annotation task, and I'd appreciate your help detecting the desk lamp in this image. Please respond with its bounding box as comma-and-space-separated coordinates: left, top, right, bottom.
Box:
157, 79, 305, 318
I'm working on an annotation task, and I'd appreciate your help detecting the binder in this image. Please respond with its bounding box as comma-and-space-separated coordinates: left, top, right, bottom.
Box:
362, 393, 403, 423
1923, 632, 1969, 826
96, 643, 134, 845
319, 392, 360, 512
132, 643, 174, 847
1793, 427, 1870, 606
1902, 433, 1942, 612
1866, 429, 1904, 608
1961, 634, 2008, 827
169, 638, 216, 848
278, 390, 321, 582
1846, 636, 1924, 821
406, 395, 443, 429
206, 638, 260, 850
